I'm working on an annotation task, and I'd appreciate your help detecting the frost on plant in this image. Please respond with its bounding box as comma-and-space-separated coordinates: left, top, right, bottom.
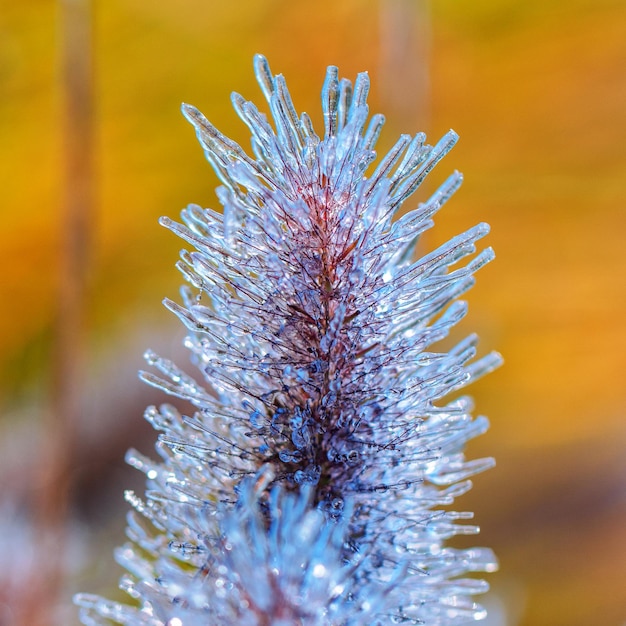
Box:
75, 55, 501, 625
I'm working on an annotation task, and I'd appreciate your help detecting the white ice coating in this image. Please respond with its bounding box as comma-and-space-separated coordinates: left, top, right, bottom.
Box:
75, 55, 501, 626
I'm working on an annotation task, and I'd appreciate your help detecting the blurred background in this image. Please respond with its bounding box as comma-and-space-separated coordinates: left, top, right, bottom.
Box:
1, 0, 625, 624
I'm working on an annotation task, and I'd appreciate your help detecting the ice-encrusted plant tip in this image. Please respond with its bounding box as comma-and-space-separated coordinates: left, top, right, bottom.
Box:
76, 55, 502, 625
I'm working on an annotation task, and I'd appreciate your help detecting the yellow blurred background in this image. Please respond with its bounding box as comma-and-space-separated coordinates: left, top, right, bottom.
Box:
1, 1, 625, 624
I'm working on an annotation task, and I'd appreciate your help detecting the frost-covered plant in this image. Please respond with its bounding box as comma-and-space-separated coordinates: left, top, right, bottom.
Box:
75, 55, 501, 625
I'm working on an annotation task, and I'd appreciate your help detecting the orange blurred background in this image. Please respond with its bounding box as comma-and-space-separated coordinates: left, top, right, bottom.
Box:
1, 1, 625, 624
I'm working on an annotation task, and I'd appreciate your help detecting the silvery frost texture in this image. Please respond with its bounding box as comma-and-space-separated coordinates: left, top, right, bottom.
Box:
75, 55, 502, 625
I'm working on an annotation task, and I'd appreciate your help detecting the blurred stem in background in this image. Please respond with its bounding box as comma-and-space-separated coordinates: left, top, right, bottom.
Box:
379, 0, 431, 131
26, 0, 95, 624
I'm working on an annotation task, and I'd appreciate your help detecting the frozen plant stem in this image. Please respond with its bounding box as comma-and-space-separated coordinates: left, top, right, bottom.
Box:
76, 55, 501, 625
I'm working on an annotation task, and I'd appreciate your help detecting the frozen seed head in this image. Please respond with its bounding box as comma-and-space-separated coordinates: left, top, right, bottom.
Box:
75, 55, 499, 626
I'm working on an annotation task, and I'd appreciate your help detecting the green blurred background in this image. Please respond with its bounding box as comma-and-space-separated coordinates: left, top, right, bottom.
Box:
1, 1, 625, 624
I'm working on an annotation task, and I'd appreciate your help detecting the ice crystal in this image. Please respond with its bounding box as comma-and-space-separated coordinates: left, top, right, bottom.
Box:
75, 55, 501, 625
